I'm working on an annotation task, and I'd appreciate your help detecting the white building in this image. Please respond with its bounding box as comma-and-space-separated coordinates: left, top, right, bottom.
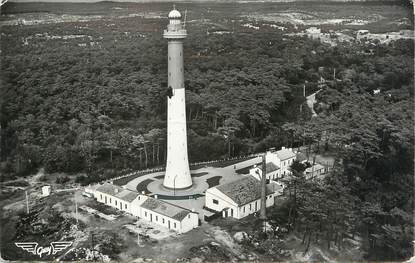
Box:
205, 176, 281, 219
266, 147, 296, 178
42, 185, 51, 197
139, 197, 199, 233
249, 147, 296, 181
94, 183, 143, 216
305, 163, 327, 180
92, 183, 199, 233
249, 162, 280, 181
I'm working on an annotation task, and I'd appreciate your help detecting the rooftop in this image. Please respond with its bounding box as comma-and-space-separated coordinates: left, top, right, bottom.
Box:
296, 152, 308, 162
275, 147, 296, 160
305, 163, 325, 173
96, 183, 140, 203
96, 183, 123, 196
266, 162, 280, 173
140, 197, 194, 221
215, 176, 274, 206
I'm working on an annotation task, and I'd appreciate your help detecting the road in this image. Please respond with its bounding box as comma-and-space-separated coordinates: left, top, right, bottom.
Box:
306, 89, 321, 117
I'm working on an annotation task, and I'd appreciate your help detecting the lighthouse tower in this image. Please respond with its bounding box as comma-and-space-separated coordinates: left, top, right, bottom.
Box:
163, 8, 192, 190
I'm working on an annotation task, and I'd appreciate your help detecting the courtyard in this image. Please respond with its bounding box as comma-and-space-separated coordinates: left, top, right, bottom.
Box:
122, 156, 262, 219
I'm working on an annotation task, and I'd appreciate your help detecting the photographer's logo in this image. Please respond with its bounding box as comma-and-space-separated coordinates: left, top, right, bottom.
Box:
15, 242, 72, 258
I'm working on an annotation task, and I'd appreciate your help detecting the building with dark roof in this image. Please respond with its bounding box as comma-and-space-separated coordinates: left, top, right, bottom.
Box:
205, 175, 281, 219
139, 197, 199, 233
94, 183, 142, 215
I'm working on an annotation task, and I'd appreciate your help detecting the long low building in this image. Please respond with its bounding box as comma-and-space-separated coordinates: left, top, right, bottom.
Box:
205, 175, 280, 219
93, 183, 142, 216
139, 197, 199, 233
89, 183, 199, 233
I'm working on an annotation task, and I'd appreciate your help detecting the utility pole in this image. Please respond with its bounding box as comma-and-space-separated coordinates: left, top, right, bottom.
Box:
91, 231, 94, 248
25, 190, 29, 214
184, 9, 187, 28
74, 192, 79, 226
260, 153, 267, 233
303, 82, 306, 97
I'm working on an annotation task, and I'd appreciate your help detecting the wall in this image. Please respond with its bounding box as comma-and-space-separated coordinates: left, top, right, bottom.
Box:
180, 212, 199, 233
94, 190, 135, 214
249, 167, 280, 181
140, 207, 183, 232
236, 193, 275, 219
205, 187, 276, 220
205, 187, 237, 213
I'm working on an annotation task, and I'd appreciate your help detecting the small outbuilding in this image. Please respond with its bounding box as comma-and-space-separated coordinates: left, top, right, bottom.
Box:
42, 185, 52, 197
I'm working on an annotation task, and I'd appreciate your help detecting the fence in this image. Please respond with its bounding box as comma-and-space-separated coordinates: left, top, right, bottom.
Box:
104, 153, 261, 185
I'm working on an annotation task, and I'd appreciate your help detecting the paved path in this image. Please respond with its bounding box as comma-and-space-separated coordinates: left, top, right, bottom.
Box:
306, 89, 322, 117
125, 156, 261, 192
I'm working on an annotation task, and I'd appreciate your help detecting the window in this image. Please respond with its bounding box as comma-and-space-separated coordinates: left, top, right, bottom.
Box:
249, 204, 252, 211
156, 216, 158, 221
125, 204, 127, 209
100, 194, 102, 200
162, 218, 165, 224
174, 223, 176, 228
109, 198, 111, 204
169, 56, 171, 60
243, 207, 246, 213
145, 211, 147, 217
188, 215, 190, 218
213, 199, 219, 204
115, 200, 117, 206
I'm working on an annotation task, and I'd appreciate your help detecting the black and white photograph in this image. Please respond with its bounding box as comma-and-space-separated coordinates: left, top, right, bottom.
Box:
0, 0, 414, 262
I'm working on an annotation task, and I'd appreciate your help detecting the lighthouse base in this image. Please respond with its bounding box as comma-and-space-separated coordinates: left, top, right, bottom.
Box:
147, 176, 208, 199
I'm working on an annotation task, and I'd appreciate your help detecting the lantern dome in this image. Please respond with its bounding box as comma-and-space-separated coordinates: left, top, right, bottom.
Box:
168, 9, 181, 19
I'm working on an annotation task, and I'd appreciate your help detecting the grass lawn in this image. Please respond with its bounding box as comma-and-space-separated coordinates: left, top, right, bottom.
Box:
136, 179, 153, 193
206, 176, 222, 188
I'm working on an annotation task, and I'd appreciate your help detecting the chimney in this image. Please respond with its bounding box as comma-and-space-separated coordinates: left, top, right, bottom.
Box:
114, 188, 119, 193
260, 153, 267, 222
281, 146, 286, 150
142, 191, 145, 195
154, 195, 158, 199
